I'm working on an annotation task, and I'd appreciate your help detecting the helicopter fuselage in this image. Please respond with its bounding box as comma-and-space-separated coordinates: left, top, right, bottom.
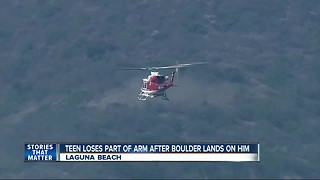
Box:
138, 71, 175, 101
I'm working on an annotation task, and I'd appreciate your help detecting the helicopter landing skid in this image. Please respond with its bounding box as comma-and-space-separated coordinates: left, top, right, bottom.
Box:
138, 91, 170, 101
138, 91, 150, 101
161, 93, 170, 101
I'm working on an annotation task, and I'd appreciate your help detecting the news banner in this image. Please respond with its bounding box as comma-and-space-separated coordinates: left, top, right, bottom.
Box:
24, 143, 260, 162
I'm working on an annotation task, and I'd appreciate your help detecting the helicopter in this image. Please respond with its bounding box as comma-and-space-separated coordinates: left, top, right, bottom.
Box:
121, 62, 208, 101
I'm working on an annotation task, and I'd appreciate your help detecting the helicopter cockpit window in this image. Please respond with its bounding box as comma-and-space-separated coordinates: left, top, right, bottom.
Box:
157, 76, 166, 83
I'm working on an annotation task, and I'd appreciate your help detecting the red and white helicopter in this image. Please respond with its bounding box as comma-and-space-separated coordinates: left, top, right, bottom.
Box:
121, 62, 207, 101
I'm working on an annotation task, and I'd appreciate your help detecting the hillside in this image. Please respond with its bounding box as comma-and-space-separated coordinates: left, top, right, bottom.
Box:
0, 0, 320, 178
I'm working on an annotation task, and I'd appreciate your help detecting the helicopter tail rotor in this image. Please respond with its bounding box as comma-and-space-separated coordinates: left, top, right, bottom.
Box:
171, 71, 176, 83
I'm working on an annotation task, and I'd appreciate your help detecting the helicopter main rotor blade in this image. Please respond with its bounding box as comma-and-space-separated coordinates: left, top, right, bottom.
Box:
152, 62, 208, 69
120, 62, 208, 71
119, 67, 149, 70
